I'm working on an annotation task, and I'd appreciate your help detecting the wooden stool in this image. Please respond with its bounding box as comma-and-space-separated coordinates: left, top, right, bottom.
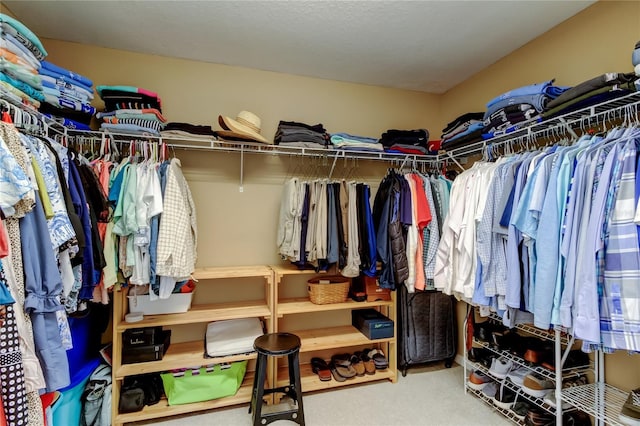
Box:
249, 332, 305, 426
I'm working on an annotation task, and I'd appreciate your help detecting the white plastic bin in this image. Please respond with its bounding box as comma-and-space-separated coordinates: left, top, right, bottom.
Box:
127, 292, 194, 315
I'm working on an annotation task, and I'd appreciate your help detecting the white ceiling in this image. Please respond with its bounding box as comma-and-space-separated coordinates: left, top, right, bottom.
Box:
4, 0, 596, 94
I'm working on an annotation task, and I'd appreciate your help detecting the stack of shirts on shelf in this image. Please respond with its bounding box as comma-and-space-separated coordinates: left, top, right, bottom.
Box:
379, 129, 432, 155
274, 120, 329, 148
542, 72, 639, 118
330, 132, 383, 152
482, 79, 568, 138
0, 13, 46, 110
440, 112, 485, 150
161, 122, 216, 141
96, 85, 164, 136
39, 61, 96, 130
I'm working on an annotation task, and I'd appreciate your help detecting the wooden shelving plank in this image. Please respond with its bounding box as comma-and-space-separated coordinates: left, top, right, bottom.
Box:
276, 363, 395, 392
193, 265, 272, 280
115, 340, 257, 378
270, 264, 332, 277
117, 300, 270, 330
115, 372, 254, 423
292, 325, 394, 352
278, 298, 393, 315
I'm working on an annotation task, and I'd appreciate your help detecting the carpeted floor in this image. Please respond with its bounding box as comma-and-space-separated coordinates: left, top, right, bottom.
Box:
135, 362, 510, 426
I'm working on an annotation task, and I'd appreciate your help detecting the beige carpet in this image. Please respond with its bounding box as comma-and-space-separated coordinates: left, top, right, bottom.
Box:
134, 362, 510, 426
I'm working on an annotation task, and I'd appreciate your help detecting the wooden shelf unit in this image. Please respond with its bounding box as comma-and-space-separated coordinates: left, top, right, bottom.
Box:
111, 265, 273, 426
112, 263, 397, 425
272, 264, 398, 391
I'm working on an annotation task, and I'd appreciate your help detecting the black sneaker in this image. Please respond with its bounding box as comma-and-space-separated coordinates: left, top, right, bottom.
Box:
620, 388, 640, 426
492, 381, 517, 410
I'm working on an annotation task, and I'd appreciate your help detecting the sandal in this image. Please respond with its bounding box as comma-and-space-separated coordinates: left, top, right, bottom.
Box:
328, 361, 347, 382
357, 350, 376, 375
310, 357, 332, 382
330, 354, 356, 378
349, 354, 366, 377
368, 348, 389, 370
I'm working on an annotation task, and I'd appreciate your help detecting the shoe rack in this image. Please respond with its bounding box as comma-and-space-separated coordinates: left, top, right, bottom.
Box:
463, 310, 592, 425
112, 264, 397, 425
271, 264, 397, 392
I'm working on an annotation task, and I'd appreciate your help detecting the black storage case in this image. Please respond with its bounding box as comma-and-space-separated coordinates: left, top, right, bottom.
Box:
122, 329, 171, 364
397, 286, 457, 376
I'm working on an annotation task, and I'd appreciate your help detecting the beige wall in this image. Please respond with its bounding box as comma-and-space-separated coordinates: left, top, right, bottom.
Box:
442, 0, 640, 123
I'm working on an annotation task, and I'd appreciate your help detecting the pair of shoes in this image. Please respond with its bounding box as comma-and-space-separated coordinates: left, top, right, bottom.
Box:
521, 372, 554, 398
541, 349, 590, 371
492, 381, 517, 409
468, 370, 493, 391
474, 321, 506, 343
366, 348, 389, 370
329, 354, 357, 381
563, 410, 591, 426
506, 365, 530, 388
511, 401, 533, 421
468, 347, 494, 368
542, 374, 588, 409
310, 357, 332, 381
620, 388, 640, 426
525, 406, 554, 426
355, 350, 376, 375
488, 357, 513, 379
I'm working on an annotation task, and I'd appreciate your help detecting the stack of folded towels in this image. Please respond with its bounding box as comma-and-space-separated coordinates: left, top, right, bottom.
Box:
440, 112, 485, 149
0, 13, 46, 110
482, 79, 568, 138
330, 132, 383, 152
39, 61, 96, 130
274, 120, 329, 148
379, 129, 431, 155
96, 85, 165, 136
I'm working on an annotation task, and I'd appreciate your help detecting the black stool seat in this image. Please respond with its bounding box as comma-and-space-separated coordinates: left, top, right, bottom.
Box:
249, 332, 305, 426
254, 332, 301, 355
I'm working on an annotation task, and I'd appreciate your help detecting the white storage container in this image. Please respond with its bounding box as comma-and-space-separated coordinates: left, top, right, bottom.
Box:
127, 292, 194, 315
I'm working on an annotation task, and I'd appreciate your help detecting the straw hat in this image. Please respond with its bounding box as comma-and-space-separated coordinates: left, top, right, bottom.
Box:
217, 110, 270, 144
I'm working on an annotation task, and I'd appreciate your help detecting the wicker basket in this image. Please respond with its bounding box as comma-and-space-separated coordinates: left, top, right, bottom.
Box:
307, 275, 350, 305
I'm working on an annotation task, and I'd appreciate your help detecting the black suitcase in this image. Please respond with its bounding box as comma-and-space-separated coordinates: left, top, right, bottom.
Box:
397, 286, 457, 376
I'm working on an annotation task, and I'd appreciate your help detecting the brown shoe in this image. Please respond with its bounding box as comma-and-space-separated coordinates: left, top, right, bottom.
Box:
357, 350, 376, 375
350, 354, 366, 376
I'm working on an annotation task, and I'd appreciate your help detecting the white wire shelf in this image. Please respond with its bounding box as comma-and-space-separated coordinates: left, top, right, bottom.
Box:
465, 384, 524, 425
561, 383, 630, 426
57, 127, 441, 166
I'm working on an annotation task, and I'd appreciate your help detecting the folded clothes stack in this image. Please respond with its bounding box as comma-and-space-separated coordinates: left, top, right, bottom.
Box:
440, 112, 485, 150
379, 129, 433, 155
481, 79, 569, 138
97, 85, 164, 136
0, 13, 46, 110
161, 122, 216, 141
38, 60, 96, 127
330, 132, 383, 152
273, 120, 329, 148
543, 72, 639, 119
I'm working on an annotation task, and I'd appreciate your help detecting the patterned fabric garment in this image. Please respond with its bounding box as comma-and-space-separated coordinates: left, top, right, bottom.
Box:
0, 267, 29, 425
0, 123, 35, 216
23, 135, 75, 249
